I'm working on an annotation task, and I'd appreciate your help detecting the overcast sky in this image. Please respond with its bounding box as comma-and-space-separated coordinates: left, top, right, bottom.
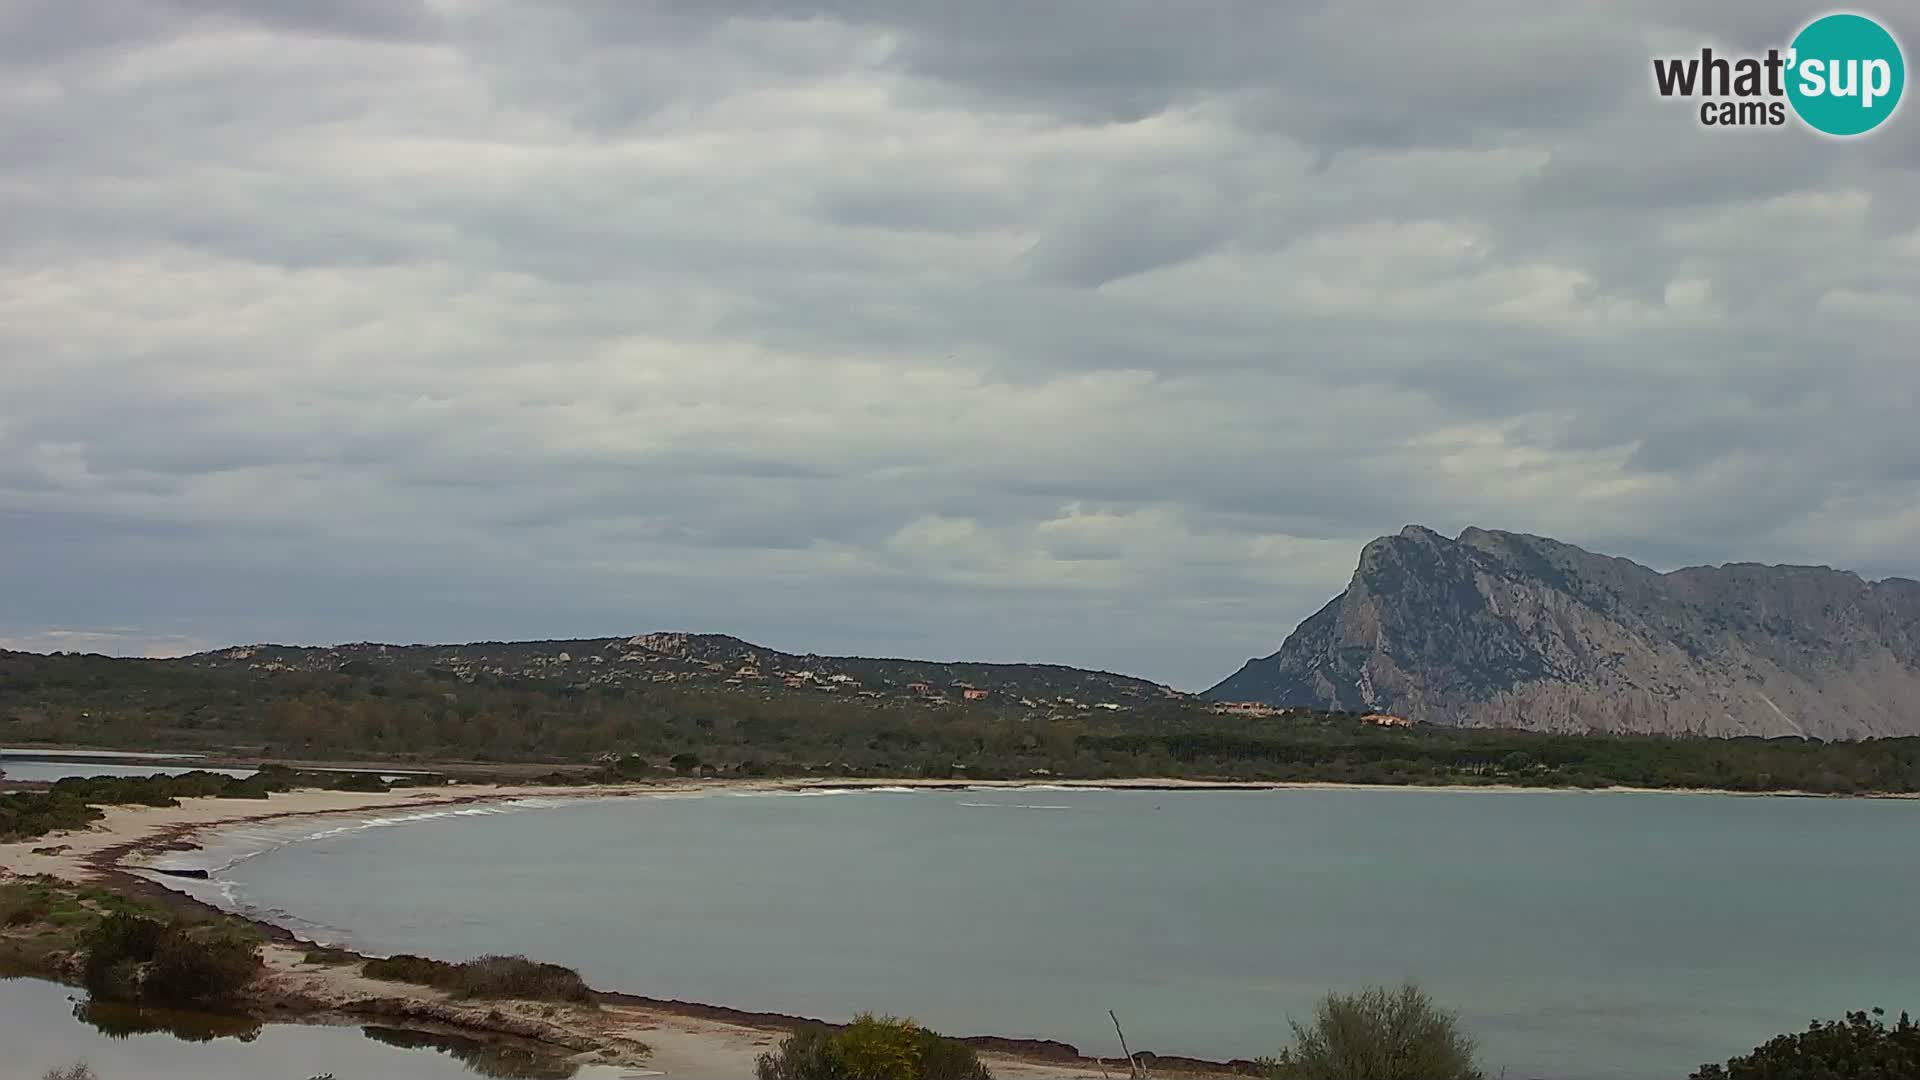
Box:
2, 1, 1916, 688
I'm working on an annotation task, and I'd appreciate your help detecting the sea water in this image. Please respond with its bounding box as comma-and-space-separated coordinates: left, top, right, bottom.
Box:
172, 787, 1920, 1079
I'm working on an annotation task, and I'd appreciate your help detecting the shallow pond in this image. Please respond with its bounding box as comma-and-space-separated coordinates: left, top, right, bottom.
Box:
0, 976, 635, 1080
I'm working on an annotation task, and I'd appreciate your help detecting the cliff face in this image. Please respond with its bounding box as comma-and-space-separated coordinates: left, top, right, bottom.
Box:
1207, 526, 1920, 738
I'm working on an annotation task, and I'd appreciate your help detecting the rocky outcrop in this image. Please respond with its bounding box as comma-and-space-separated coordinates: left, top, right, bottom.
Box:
1207, 526, 1920, 738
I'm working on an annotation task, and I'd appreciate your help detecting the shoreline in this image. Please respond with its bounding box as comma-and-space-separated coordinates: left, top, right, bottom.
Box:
7, 775, 1917, 1077
4, 778, 1271, 1079
10, 753, 1918, 801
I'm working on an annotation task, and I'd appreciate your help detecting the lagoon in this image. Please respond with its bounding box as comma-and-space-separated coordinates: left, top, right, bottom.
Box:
180, 786, 1920, 1080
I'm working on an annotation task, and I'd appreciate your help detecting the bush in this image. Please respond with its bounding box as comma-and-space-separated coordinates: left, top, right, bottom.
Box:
362, 953, 448, 986
363, 952, 593, 1003
43, 1065, 97, 1080
758, 1027, 849, 1080
453, 955, 594, 1003
81, 912, 166, 992
1691, 1009, 1920, 1079
913, 1030, 995, 1080
80, 912, 260, 1005
756, 1015, 992, 1080
144, 929, 261, 1003
1259, 984, 1482, 1080
833, 1015, 923, 1080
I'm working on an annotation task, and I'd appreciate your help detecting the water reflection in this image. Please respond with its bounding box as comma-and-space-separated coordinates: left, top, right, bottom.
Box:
363, 1025, 580, 1079
66, 1000, 583, 1077
74, 997, 264, 1042
2, 976, 587, 1079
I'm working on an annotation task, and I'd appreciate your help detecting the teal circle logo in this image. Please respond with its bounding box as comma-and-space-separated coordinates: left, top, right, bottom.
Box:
1787, 13, 1905, 136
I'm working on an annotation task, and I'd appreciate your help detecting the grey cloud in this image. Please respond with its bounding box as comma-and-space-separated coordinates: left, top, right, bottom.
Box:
0, 1, 185, 66
1, 0, 1917, 688
0, 0, 437, 69
161, 0, 442, 39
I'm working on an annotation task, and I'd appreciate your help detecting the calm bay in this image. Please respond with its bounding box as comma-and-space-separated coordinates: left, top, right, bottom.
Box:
180, 787, 1920, 1080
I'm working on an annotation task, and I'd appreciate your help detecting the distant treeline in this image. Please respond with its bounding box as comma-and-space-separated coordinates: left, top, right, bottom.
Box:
1074, 727, 1920, 793
4, 650, 1918, 796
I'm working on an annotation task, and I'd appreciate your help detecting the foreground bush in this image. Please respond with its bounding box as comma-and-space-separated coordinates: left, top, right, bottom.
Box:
1259, 984, 1482, 1080
363, 952, 593, 1003
756, 1015, 993, 1080
1691, 1009, 1920, 1079
80, 912, 260, 1005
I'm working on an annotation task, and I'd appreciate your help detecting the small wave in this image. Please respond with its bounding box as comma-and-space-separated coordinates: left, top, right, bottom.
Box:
138, 797, 575, 885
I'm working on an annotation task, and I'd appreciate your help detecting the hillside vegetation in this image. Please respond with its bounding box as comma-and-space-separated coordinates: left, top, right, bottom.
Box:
5, 649, 1919, 796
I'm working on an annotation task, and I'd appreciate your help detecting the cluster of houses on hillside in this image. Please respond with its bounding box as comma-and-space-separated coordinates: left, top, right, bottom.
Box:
901, 681, 991, 703
726, 665, 866, 692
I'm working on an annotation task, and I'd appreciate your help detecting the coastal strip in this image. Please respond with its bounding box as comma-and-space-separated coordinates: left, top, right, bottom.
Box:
2, 779, 1260, 1080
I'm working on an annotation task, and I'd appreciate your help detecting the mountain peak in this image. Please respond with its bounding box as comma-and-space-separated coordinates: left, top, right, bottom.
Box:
1207, 528, 1920, 738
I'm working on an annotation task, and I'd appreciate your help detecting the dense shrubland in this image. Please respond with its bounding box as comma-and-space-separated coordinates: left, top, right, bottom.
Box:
4, 650, 1917, 794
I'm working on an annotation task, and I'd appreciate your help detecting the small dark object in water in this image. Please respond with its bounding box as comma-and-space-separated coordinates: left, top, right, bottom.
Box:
150, 867, 210, 880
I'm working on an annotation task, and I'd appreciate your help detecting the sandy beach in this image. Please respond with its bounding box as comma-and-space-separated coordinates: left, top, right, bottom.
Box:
1, 779, 1248, 1080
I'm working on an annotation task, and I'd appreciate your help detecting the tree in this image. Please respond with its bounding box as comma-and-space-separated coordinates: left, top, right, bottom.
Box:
1260, 984, 1482, 1080
1691, 1009, 1920, 1079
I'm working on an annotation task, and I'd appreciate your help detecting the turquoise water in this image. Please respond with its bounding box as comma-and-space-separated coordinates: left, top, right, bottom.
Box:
0, 976, 592, 1079
187, 787, 1920, 1079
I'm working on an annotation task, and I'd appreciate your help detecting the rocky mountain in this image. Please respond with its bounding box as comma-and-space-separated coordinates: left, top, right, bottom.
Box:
1207, 526, 1920, 738
192, 632, 1181, 706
